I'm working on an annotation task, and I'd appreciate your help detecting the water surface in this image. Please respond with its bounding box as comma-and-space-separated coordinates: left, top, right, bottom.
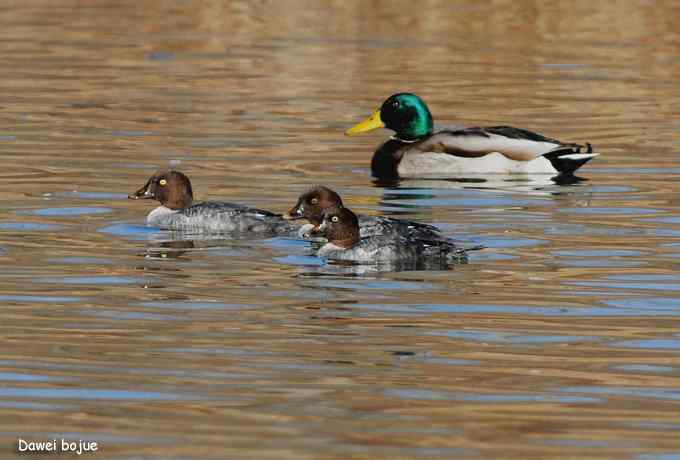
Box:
1, 1, 680, 459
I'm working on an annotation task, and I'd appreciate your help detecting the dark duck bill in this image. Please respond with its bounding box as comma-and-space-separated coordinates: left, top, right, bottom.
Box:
128, 177, 154, 200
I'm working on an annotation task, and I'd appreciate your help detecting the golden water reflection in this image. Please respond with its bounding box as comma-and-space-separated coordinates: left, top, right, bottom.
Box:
1, 1, 680, 459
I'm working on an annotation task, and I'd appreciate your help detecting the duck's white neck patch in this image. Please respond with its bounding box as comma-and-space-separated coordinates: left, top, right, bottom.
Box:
147, 206, 178, 224
297, 223, 316, 239
324, 242, 348, 251
318, 242, 349, 257
391, 135, 419, 144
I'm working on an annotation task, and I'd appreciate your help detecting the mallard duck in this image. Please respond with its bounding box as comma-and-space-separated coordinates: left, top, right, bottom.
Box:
345, 93, 599, 179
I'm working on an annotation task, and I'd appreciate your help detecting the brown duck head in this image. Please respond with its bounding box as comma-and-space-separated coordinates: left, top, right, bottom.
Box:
284, 186, 344, 226
128, 170, 193, 210
318, 206, 360, 249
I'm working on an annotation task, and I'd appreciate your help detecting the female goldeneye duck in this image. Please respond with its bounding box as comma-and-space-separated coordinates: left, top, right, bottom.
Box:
315, 207, 467, 265
128, 169, 296, 235
345, 93, 599, 179
283, 185, 441, 240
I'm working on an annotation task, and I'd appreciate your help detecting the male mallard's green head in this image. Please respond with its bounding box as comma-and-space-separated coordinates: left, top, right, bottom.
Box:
346, 93, 434, 141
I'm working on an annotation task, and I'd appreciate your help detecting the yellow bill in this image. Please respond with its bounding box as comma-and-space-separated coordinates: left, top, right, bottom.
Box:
345, 110, 385, 136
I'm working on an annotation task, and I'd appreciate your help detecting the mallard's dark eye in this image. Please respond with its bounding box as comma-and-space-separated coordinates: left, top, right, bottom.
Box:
310, 197, 319, 205
391, 99, 400, 109
331, 216, 339, 223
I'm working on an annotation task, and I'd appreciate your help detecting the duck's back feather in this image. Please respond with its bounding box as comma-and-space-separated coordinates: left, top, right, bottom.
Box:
148, 201, 295, 235
358, 215, 441, 239
299, 214, 444, 242
318, 234, 466, 265
417, 126, 572, 161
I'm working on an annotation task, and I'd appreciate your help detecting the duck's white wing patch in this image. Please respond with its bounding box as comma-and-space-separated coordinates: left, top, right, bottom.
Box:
398, 152, 558, 176
558, 153, 600, 161
418, 129, 562, 162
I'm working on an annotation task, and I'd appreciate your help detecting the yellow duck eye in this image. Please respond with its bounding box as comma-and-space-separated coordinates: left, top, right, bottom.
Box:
331, 216, 339, 223
310, 198, 319, 205
159, 179, 167, 186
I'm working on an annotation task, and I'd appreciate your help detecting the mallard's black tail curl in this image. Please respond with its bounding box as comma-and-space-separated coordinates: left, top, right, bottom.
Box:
543, 143, 599, 176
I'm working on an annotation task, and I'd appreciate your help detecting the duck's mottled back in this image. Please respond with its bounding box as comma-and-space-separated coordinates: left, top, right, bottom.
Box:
316, 206, 468, 266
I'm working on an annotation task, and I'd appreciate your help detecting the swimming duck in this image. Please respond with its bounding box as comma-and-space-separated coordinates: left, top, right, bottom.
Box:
345, 93, 599, 179
283, 185, 442, 240
128, 170, 296, 235
315, 206, 467, 265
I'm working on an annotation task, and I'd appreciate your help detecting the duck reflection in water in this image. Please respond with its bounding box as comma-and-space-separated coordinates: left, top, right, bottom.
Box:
143, 239, 195, 260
